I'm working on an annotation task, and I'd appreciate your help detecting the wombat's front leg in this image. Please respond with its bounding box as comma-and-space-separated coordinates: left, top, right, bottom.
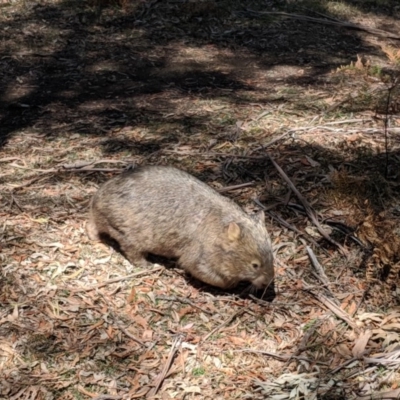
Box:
183, 262, 234, 289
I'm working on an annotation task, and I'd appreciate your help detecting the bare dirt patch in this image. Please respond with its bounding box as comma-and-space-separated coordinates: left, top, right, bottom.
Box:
1, 1, 400, 399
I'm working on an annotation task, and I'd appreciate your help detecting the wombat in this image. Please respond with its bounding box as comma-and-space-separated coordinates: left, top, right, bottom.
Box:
87, 165, 274, 289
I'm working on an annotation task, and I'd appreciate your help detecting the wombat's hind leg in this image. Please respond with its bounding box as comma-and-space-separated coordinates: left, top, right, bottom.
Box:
86, 219, 100, 241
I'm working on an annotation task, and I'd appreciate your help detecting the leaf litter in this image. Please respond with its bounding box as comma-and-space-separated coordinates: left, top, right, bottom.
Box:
1, 0, 400, 399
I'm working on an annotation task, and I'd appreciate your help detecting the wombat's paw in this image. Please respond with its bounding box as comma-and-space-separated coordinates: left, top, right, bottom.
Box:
86, 221, 100, 241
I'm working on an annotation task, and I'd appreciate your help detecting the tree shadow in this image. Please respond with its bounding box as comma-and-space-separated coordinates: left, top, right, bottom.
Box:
1, 0, 398, 146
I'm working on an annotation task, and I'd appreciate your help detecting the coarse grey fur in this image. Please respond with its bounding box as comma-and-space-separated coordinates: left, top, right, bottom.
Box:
87, 165, 274, 289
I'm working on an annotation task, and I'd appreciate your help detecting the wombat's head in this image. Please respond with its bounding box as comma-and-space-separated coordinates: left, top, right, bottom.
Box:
218, 211, 274, 289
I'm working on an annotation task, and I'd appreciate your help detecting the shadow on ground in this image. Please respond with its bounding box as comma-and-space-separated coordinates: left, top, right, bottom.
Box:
1, 0, 399, 145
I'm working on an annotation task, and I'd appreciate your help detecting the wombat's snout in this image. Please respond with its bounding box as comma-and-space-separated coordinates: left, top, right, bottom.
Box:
251, 270, 274, 289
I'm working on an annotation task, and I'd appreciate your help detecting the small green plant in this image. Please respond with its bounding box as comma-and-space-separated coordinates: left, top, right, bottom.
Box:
303, 318, 318, 331
192, 366, 206, 376
369, 65, 382, 77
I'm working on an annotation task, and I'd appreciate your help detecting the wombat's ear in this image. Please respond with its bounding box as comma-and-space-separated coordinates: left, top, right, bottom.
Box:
227, 222, 241, 241
254, 210, 265, 223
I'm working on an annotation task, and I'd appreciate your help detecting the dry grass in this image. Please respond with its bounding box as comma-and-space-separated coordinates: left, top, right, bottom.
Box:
1, 0, 400, 399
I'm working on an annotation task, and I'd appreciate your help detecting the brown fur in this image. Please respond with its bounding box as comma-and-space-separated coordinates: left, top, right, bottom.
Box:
87, 166, 274, 289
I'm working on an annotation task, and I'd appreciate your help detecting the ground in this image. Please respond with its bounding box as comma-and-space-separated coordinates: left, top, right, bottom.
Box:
1, 0, 400, 399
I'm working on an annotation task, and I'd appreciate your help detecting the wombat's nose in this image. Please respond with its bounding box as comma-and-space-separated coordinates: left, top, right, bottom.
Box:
252, 274, 274, 289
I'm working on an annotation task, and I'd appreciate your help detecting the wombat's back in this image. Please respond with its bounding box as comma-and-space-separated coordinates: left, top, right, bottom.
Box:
107, 165, 243, 213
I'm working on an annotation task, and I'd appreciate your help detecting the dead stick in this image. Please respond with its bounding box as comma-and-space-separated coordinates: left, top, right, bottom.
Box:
147, 336, 182, 398
63, 167, 122, 172
306, 287, 358, 331
218, 181, 255, 193
156, 295, 212, 315
252, 130, 293, 150
201, 309, 244, 342
10, 193, 24, 212
237, 349, 328, 365
245, 9, 400, 40
355, 389, 400, 400
306, 246, 332, 288
0, 157, 21, 162
163, 150, 267, 160
9, 163, 55, 173
60, 266, 164, 292
115, 322, 146, 348
253, 199, 328, 253
268, 154, 347, 256
9, 175, 52, 191
60, 159, 128, 169
306, 246, 340, 305
6, 167, 122, 191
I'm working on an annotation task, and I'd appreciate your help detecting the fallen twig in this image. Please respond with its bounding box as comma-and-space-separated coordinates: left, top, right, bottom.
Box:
9, 193, 24, 212
330, 349, 400, 376
351, 287, 369, 317
252, 130, 293, 150
305, 286, 358, 331
9, 162, 54, 173
8, 174, 53, 191
306, 246, 339, 304
218, 181, 256, 193
156, 295, 212, 315
9, 161, 124, 176
114, 321, 146, 348
163, 149, 267, 160
60, 159, 128, 169
92, 395, 123, 400
0, 157, 22, 162
307, 247, 330, 286
355, 389, 400, 400
243, 9, 400, 40
237, 349, 329, 365
261, 206, 328, 253
60, 266, 164, 292
268, 154, 348, 256
201, 309, 244, 342
146, 335, 183, 398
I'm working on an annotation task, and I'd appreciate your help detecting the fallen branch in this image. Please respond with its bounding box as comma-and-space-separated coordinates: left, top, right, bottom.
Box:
60, 266, 164, 293
355, 389, 400, 400
252, 130, 294, 150
163, 149, 267, 160
0, 157, 22, 162
305, 286, 358, 331
331, 349, 400, 377
268, 154, 348, 256
306, 247, 330, 286
306, 246, 339, 304
237, 349, 329, 365
114, 321, 146, 348
201, 309, 244, 342
60, 159, 129, 169
243, 9, 400, 40
253, 199, 328, 253
218, 181, 256, 193
146, 335, 183, 398
156, 295, 213, 315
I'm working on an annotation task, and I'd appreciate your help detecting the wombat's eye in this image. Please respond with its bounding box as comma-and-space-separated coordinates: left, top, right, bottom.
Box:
251, 262, 260, 270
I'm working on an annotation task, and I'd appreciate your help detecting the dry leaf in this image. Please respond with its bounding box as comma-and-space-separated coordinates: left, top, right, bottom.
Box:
352, 330, 372, 357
